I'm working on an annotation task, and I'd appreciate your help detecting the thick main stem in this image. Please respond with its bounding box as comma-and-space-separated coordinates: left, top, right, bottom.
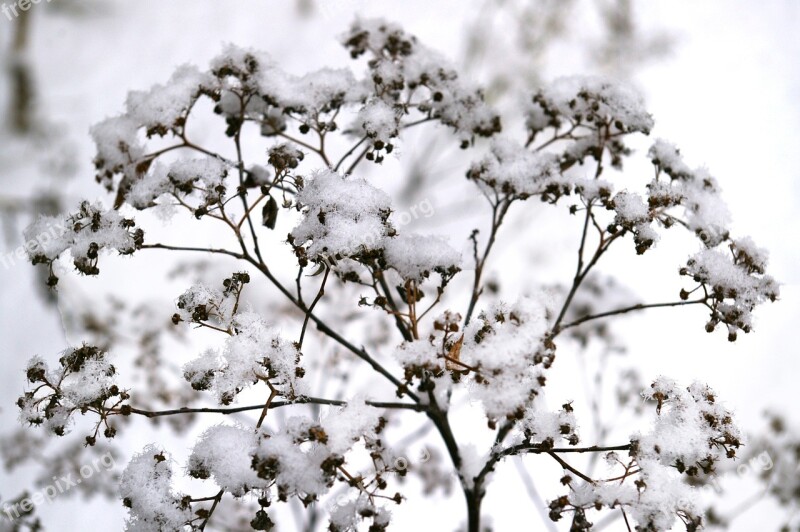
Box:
465, 488, 483, 532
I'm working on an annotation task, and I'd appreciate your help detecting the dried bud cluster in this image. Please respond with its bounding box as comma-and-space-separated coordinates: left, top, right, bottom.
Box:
681, 239, 778, 340
342, 19, 501, 149
550, 379, 742, 531
25, 201, 143, 286
18, 345, 122, 440
183, 313, 306, 405
290, 170, 461, 296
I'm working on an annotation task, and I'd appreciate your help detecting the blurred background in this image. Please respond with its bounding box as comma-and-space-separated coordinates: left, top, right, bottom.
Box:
0, 0, 798, 530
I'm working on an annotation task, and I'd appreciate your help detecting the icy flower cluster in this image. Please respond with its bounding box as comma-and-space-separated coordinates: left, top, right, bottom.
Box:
526, 75, 653, 168
466, 138, 564, 200
119, 446, 192, 531
637, 378, 742, 475
25, 200, 143, 285
290, 169, 393, 262
127, 157, 229, 216
187, 424, 265, 497
646, 139, 731, 247
680, 239, 779, 339
550, 379, 741, 531
250, 401, 385, 504
393, 310, 461, 395
342, 18, 501, 151
460, 299, 563, 429
610, 190, 660, 254
394, 300, 564, 431
290, 169, 461, 289
18, 345, 122, 439
180, 306, 306, 405
172, 272, 251, 330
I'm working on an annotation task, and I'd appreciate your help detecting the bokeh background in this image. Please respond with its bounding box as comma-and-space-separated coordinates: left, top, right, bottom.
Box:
0, 1, 798, 530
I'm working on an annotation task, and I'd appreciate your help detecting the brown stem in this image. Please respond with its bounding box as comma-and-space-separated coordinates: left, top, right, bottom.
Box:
555, 298, 708, 335
298, 265, 330, 349
114, 397, 428, 418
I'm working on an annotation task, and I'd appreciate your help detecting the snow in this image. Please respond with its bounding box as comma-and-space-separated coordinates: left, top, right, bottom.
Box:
23, 200, 143, 280
125, 64, 214, 135
19, 346, 118, 437
612, 190, 660, 254
91, 115, 144, 191
119, 445, 191, 532
527, 75, 654, 135
355, 98, 400, 146
319, 398, 382, 455
174, 282, 236, 328
251, 400, 382, 501
394, 339, 442, 372
648, 139, 693, 180
291, 169, 393, 260
182, 311, 307, 404
647, 139, 732, 247
460, 298, 552, 422
383, 233, 462, 282
187, 424, 266, 497
612, 191, 649, 223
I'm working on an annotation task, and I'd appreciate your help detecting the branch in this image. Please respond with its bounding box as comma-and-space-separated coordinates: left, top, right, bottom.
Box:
298, 266, 330, 349
555, 298, 709, 335
115, 396, 429, 418
546, 451, 594, 484
142, 242, 418, 403
334, 136, 367, 172
473, 443, 631, 490
142, 243, 245, 261
464, 198, 512, 327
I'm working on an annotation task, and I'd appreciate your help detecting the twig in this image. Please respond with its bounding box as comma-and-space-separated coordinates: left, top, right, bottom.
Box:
298, 266, 330, 349
114, 397, 428, 418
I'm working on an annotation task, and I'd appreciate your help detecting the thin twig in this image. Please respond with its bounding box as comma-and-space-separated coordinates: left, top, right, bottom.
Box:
298, 266, 330, 349
114, 396, 428, 418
